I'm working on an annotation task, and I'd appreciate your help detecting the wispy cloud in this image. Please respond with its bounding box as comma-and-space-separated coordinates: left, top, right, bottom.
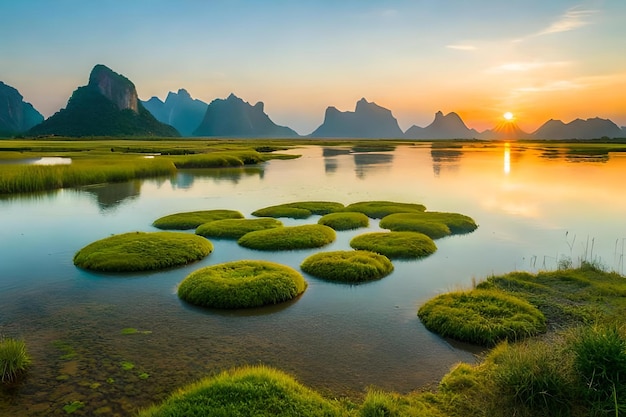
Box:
515, 80, 581, 93
446, 44, 477, 51
538, 7, 597, 36
488, 61, 571, 73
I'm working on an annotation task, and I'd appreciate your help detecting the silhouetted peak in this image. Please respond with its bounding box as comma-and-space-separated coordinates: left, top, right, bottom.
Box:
177, 88, 191, 98
87, 64, 138, 112
226, 93, 241, 102
434, 110, 444, 118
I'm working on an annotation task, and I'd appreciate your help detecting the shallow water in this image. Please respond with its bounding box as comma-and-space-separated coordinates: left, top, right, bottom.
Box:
1, 143, 625, 415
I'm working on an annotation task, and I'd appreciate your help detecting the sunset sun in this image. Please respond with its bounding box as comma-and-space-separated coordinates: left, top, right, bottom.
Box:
503, 112, 514, 120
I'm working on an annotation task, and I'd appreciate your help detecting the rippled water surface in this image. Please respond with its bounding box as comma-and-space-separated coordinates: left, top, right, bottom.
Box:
1, 143, 625, 415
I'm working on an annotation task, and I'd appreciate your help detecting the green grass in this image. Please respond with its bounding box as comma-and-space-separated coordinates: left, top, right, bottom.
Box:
178, 260, 307, 309
238, 224, 336, 251
195, 218, 283, 239
153, 210, 244, 230
252, 201, 345, 219
350, 231, 437, 259
343, 201, 426, 219
0, 337, 31, 383
418, 289, 546, 346
379, 214, 452, 239
317, 212, 369, 231
137, 365, 344, 417
301, 250, 394, 283
73, 231, 213, 272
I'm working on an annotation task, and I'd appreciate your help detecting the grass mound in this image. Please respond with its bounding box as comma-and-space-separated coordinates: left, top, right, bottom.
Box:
252, 201, 345, 219
0, 337, 31, 383
73, 231, 213, 272
379, 214, 451, 239
177, 260, 307, 309
238, 224, 336, 251
350, 231, 437, 259
152, 210, 243, 230
317, 212, 369, 231
418, 289, 546, 346
343, 201, 426, 219
301, 250, 394, 283
137, 365, 343, 417
381, 212, 478, 235
195, 218, 283, 239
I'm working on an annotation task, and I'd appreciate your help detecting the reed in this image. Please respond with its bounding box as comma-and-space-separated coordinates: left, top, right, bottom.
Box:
0, 337, 31, 383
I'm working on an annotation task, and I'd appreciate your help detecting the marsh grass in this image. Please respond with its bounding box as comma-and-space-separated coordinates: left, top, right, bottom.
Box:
152, 210, 244, 230
137, 365, 344, 417
238, 224, 336, 251
252, 201, 345, 219
417, 289, 546, 346
301, 250, 394, 283
350, 231, 437, 259
318, 212, 369, 231
195, 218, 283, 239
73, 231, 213, 272
343, 201, 426, 219
411, 211, 478, 234
0, 337, 31, 383
379, 214, 452, 239
178, 260, 307, 309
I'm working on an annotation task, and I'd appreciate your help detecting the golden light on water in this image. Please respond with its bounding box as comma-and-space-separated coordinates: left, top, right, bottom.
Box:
504, 142, 511, 174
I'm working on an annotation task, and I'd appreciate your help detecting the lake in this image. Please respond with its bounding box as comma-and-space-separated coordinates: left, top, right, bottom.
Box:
1, 142, 625, 416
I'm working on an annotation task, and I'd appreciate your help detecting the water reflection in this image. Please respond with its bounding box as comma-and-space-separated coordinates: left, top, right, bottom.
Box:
430, 144, 463, 176
80, 181, 142, 211
171, 166, 265, 189
353, 152, 394, 178
504, 142, 511, 175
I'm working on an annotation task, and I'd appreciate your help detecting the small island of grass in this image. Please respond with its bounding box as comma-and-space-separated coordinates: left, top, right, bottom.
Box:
418, 289, 546, 346
379, 214, 452, 239
238, 224, 336, 251
251, 201, 344, 219
152, 210, 243, 230
301, 250, 393, 283
73, 231, 213, 272
177, 260, 307, 309
350, 231, 437, 259
195, 218, 283, 239
317, 212, 369, 231
343, 201, 426, 219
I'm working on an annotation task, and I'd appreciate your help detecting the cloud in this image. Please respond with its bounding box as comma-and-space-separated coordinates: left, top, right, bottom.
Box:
514, 80, 581, 93
538, 7, 597, 36
446, 44, 477, 51
488, 61, 571, 73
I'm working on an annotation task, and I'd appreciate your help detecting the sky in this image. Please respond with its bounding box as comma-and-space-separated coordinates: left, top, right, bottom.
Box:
1, 0, 625, 135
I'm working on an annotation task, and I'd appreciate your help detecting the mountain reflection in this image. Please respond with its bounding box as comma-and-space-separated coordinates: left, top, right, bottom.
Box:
81, 181, 141, 211
430, 145, 463, 176
353, 153, 394, 178
172, 167, 264, 189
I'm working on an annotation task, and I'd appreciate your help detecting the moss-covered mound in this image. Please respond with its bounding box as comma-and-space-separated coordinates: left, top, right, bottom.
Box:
350, 231, 437, 259
238, 224, 336, 251
177, 260, 307, 309
317, 212, 369, 231
382, 212, 478, 235
137, 365, 343, 417
379, 214, 452, 239
301, 250, 393, 283
252, 201, 344, 219
343, 201, 426, 219
195, 218, 283, 239
153, 210, 244, 230
73, 231, 213, 272
418, 289, 546, 346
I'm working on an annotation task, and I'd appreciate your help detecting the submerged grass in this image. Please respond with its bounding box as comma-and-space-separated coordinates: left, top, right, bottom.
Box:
238, 224, 336, 251
73, 231, 213, 272
178, 260, 307, 309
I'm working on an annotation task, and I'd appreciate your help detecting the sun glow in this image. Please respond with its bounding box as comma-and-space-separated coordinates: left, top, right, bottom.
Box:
503, 112, 514, 120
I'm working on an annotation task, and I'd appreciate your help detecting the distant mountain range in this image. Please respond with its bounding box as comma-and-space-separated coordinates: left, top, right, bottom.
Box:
2, 66, 625, 139
0, 81, 44, 136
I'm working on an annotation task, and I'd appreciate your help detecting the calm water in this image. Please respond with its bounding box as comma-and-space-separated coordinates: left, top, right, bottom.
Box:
1, 143, 625, 416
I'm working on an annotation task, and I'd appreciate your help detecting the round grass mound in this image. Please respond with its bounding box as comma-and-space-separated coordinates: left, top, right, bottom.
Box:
379, 214, 451, 239
343, 201, 426, 219
177, 260, 307, 309
350, 231, 437, 259
418, 289, 546, 346
152, 210, 244, 230
318, 212, 369, 231
252, 201, 344, 219
73, 231, 213, 272
382, 211, 478, 235
195, 218, 283, 239
238, 224, 336, 251
301, 250, 393, 283
136, 365, 343, 417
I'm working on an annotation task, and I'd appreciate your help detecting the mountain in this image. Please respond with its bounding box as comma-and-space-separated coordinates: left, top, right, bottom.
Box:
480, 121, 530, 140
0, 81, 44, 136
28, 64, 179, 137
142, 89, 208, 136
532, 117, 623, 140
404, 111, 479, 139
193, 93, 298, 137
309, 98, 404, 138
